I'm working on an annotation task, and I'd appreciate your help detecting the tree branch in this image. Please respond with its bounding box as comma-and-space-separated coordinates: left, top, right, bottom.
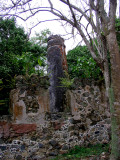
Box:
60, 0, 97, 33
66, 0, 77, 27
97, 0, 109, 26
48, 0, 53, 11
27, 18, 60, 38
89, 0, 97, 10
76, 25, 98, 61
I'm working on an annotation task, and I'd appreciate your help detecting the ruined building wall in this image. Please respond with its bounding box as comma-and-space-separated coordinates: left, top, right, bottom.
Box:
0, 35, 111, 160
9, 75, 50, 124
0, 80, 110, 160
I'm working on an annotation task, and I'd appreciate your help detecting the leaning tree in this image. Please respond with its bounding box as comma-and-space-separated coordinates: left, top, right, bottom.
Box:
0, 0, 120, 159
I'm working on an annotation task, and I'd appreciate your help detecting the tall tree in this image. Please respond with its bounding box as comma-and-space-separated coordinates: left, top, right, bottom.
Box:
0, 0, 120, 158
0, 17, 30, 78
0, 17, 30, 114
0, 17, 29, 56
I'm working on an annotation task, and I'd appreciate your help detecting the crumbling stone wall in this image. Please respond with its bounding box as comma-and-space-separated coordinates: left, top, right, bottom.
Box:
0, 112, 110, 160
9, 75, 50, 124
66, 84, 110, 125
0, 79, 111, 160
47, 35, 68, 112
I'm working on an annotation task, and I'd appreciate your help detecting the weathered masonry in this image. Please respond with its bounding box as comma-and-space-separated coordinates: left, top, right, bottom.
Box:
47, 35, 68, 112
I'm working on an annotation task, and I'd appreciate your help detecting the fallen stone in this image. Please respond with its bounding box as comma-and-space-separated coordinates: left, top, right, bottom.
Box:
20, 144, 26, 151
61, 145, 69, 150
0, 145, 7, 151
15, 155, 22, 160
49, 140, 58, 147
48, 151, 58, 156
39, 143, 44, 148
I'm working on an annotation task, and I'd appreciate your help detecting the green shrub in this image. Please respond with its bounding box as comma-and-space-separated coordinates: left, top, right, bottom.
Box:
60, 71, 74, 89
67, 46, 102, 80
51, 143, 109, 160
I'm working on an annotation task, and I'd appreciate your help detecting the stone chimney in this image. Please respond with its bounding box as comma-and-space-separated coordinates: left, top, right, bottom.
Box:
47, 35, 67, 112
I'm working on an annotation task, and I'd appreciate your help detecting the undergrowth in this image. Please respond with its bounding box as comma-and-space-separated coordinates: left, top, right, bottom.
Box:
51, 143, 109, 160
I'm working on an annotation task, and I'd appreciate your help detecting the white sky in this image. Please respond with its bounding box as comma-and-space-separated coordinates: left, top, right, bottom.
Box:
16, 0, 120, 53
15, 0, 83, 53
1, 0, 120, 53
17, 18, 81, 53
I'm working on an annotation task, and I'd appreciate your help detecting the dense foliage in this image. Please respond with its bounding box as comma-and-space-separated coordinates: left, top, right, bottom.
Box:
0, 18, 29, 78
0, 18, 50, 114
0, 18, 29, 55
67, 46, 102, 80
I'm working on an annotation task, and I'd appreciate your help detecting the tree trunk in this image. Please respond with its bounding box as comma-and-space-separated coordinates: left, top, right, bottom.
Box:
103, 58, 110, 104
102, 36, 111, 99
107, 30, 120, 160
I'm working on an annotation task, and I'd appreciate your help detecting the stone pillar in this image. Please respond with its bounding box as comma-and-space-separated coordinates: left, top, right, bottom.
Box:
47, 35, 68, 112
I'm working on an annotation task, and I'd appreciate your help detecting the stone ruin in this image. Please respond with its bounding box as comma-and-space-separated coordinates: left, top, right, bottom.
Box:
47, 35, 68, 112
0, 35, 111, 160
